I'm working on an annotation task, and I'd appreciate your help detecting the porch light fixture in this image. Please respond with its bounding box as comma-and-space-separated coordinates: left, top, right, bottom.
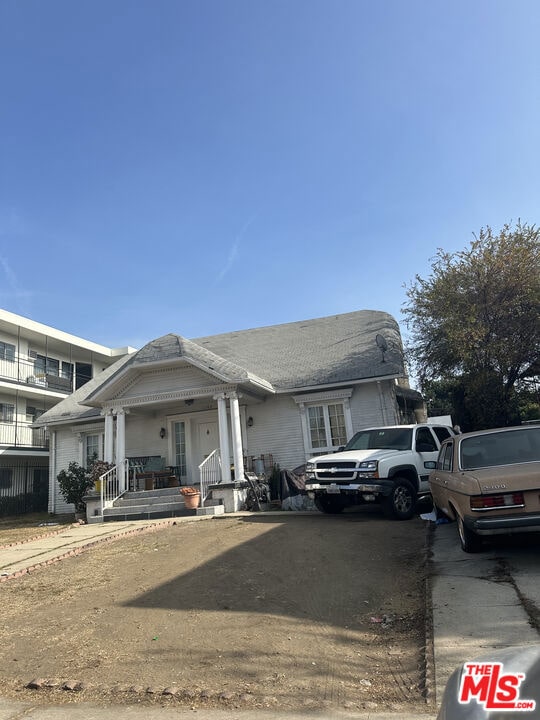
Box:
159, 427, 166, 439
247, 416, 254, 427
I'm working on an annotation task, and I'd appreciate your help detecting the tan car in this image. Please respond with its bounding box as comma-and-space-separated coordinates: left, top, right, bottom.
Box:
429, 425, 540, 552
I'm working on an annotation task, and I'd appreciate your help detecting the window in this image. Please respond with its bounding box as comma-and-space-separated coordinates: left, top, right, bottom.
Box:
61, 361, 74, 380
432, 426, 452, 443
0, 342, 15, 362
415, 427, 438, 452
85, 434, 103, 466
26, 405, 44, 422
307, 403, 347, 453
439, 442, 453, 471
0, 403, 15, 423
0, 468, 12, 489
34, 354, 60, 376
174, 421, 187, 478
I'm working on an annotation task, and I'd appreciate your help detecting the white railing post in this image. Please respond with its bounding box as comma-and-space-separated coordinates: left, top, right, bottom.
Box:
99, 459, 129, 515
198, 449, 221, 505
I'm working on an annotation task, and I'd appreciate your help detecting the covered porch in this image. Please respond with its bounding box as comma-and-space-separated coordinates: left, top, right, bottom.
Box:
89, 387, 270, 522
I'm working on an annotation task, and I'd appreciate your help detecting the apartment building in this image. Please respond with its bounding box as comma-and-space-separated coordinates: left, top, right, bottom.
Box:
0, 309, 134, 516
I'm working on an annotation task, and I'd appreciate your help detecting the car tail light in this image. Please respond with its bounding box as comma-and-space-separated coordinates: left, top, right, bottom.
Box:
470, 492, 525, 510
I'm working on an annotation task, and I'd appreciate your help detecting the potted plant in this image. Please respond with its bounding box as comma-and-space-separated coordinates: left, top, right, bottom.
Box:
180, 486, 201, 509
57, 461, 95, 520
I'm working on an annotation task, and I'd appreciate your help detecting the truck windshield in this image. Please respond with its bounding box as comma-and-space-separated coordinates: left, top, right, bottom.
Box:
344, 428, 413, 452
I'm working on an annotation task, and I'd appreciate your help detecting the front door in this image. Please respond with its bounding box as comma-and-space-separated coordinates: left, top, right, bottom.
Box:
198, 421, 219, 462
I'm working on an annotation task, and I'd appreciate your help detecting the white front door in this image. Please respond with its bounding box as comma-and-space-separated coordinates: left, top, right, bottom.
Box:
198, 421, 219, 462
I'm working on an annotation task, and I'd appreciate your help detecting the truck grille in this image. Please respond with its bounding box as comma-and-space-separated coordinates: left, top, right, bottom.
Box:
314, 461, 357, 480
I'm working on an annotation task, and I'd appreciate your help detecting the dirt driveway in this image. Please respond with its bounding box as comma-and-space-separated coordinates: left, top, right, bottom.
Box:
0, 512, 429, 713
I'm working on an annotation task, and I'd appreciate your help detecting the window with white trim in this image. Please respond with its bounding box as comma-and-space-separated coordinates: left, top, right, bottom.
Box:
307, 402, 347, 454
85, 434, 103, 466
294, 389, 354, 458
0, 342, 15, 362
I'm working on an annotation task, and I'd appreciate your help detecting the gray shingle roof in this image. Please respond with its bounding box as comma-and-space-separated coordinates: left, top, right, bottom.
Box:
117, 335, 273, 390
36, 309, 405, 425
194, 309, 404, 390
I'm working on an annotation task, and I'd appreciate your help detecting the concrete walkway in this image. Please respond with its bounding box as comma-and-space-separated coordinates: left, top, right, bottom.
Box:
0, 516, 207, 580
0, 514, 538, 719
430, 522, 540, 705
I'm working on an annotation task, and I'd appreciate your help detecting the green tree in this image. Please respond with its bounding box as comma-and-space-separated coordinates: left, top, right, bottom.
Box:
403, 222, 540, 430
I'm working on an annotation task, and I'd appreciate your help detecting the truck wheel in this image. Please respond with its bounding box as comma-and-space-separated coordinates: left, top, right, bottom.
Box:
314, 495, 345, 514
382, 478, 416, 520
457, 515, 482, 553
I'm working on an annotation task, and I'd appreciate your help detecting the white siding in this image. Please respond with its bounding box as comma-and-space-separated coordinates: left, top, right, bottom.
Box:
49, 427, 83, 514
125, 414, 168, 460
244, 395, 305, 470
117, 366, 217, 399
349, 380, 399, 430
243, 380, 399, 471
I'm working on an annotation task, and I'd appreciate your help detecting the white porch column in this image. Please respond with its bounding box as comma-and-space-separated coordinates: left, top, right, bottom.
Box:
229, 392, 245, 481
216, 394, 232, 484
297, 402, 311, 461
343, 397, 354, 440
103, 409, 114, 463
115, 408, 126, 492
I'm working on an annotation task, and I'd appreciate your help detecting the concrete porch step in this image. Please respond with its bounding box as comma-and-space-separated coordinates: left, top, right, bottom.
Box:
99, 485, 221, 522
124, 487, 187, 500
114, 493, 185, 508
103, 506, 197, 522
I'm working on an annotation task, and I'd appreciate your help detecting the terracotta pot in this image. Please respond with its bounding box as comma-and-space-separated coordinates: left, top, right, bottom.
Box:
183, 492, 200, 510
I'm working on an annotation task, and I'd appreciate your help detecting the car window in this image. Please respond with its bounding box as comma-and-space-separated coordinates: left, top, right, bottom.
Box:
460, 428, 540, 469
416, 427, 438, 452
432, 426, 452, 443
437, 442, 453, 471
345, 428, 413, 451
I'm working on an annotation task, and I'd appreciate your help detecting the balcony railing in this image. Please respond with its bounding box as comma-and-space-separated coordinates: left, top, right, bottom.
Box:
0, 355, 74, 393
0, 422, 49, 449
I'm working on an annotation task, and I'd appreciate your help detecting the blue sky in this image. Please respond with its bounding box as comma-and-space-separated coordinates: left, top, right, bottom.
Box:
1, 0, 539, 350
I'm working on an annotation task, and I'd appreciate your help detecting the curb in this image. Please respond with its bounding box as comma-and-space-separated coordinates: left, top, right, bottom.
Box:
423, 520, 436, 707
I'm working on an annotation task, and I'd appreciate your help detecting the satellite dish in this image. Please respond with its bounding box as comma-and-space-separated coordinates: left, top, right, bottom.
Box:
375, 334, 388, 362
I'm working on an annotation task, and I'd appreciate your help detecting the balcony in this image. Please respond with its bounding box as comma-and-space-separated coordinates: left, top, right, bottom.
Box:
0, 355, 74, 394
0, 422, 49, 450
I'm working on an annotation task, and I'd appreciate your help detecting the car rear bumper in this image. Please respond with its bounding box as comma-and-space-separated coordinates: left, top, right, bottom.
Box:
466, 512, 540, 535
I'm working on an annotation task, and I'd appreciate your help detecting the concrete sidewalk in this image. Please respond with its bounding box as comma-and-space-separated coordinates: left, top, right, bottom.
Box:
430, 522, 540, 704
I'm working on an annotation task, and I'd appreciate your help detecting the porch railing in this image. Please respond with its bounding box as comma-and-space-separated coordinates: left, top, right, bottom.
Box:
99, 459, 129, 513
199, 449, 221, 505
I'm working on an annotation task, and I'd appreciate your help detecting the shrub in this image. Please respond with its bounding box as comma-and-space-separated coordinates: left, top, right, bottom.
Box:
57, 461, 94, 514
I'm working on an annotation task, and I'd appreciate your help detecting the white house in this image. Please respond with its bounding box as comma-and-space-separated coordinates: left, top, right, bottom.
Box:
35, 310, 425, 520
0, 308, 134, 515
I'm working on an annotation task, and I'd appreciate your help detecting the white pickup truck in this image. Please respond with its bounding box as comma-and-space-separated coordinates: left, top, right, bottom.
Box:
305, 423, 455, 519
